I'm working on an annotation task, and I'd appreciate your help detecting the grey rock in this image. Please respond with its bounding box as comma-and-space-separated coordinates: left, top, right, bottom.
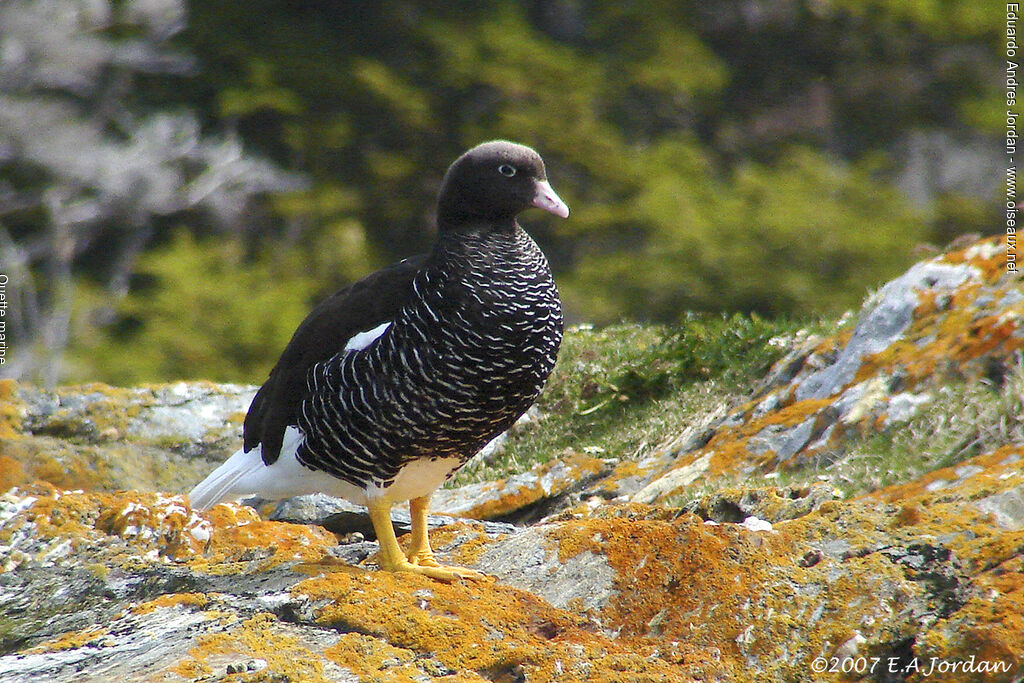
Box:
0, 604, 213, 683
683, 483, 841, 523
124, 382, 255, 443
17, 382, 255, 446
753, 335, 825, 395
885, 391, 932, 425
998, 287, 1024, 309
974, 484, 1024, 530
795, 261, 974, 401
774, 417, 815, 458
432, 455, 613, 523
745, 424, 788, 456
0, 600, 360, 683
473, 525, 617, 612
755, 418, 816, 461
327, 540, 380, 566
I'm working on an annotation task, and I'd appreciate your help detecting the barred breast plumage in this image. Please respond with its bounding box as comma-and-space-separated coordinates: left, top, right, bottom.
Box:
298, 225, 562, 490
189, 140, 569, 581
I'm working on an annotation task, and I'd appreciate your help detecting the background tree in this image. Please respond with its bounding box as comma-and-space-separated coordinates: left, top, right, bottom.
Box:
0, 0, 299, 383
0, 0, 1003, 385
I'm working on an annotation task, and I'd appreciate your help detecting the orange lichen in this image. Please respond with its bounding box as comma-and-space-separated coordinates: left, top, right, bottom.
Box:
445, 453, 608, 520
0, 486, 338, 574
132, 592, 210, 615
172, 613, 336, 682
4, 439, 1024, 682
858, 445, 1024, 573
0, 379, 22, 439
1, 482, 106, 547
32, 452, 112, 491
0, 439, 117, 492
323, 632, 462, 682
544, 505, 925, 681
638, 235, 1024, 499
4, 237, 1024, 682
867, 445, 1024, 504
0, 454, 29, 492
194, 502, 339, 570
854, 270, 1022, 389
24, 625, 109, 654
644, 396, 834, 492
551, 469, 1023, 680
943, 236, 1014, 284
293, 570, 697, 682
735, 397, 835, 435
914, 556, 1024, 683
421, 521, 506, 566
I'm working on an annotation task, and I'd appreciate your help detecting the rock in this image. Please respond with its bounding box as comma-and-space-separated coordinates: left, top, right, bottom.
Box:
0, 486, 707, 682
469, 524, 618, 613
974, 483, 1024, 530
681, 482, 841, 523
4, 446, 1023, 682
268, 492, 519, 539
432, 451, 611, 523
794, 260, 972, 401
0, 381, 254, 493
0, 379, 606, 526
612, 236, 1024, 502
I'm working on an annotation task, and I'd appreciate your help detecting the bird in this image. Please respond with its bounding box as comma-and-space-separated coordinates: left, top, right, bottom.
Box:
188, 140, 568, 581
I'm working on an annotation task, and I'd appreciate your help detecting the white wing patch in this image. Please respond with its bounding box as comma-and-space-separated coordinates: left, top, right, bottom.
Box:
344, 321, 392, 352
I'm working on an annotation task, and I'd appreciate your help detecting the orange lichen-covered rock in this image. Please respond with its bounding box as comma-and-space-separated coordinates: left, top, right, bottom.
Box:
0, 484, 336, 573
614, 236, 1024, 503
0, 485, 705, 682
2, 449, 1023, 681
0, 379, 23, 439
0, 381, 253, 494
295, 571, 708, 681
433, 451, 610, 521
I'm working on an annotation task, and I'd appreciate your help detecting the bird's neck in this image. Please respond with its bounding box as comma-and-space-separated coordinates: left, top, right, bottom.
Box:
436, 213, 517, 235
431, 220, 530, 266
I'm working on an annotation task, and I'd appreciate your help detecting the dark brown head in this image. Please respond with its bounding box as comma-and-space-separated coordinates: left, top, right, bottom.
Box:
436, 140, 569, 229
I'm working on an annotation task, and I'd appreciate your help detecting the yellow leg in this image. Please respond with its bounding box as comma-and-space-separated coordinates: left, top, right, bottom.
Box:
406, 496, 485, 581
366, 496, 484, 582
405, 495, 437, 567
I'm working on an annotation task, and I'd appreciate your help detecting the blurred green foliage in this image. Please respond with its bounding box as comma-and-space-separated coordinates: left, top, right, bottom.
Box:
52, 0, 1000, 383
70, 232, 317, 384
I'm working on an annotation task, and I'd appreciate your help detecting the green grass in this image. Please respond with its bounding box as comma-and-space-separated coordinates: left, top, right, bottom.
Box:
450, 307, 1024, 508
819, 363, 1024, 498
667, 359, 1024, 506
451, 313, 834, 486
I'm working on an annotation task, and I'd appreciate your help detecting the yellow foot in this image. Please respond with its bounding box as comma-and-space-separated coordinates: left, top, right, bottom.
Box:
407, 549, 487, 581
387, 558, 487, 582
367, 495, 487, 582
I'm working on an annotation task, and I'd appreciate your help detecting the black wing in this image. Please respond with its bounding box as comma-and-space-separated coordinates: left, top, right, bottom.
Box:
244, 255, 427, 463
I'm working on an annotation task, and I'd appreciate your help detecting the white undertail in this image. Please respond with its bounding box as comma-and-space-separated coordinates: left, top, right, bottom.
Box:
187, 425, 459, 510
188, 426, 321, 510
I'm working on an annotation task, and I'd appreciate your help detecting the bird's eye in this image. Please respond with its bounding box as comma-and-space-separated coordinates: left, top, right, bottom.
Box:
498, 164, 517, 177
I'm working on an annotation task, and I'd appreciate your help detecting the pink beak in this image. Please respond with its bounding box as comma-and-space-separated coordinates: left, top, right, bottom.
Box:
531, 179, 570, 218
